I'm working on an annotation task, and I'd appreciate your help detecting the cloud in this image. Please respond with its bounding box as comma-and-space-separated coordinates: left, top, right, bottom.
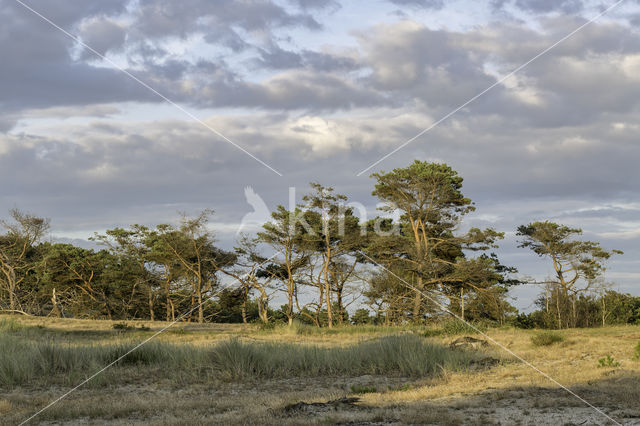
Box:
513, 0, 584, 14
3, 0, 640, 300
492, 0, 585, 14
78, 17, 127, 57
387, 0, 445, 9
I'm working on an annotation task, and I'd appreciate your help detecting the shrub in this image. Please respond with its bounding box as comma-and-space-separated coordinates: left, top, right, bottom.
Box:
633, 342, 640, 361
530, 331, 564, 347
112, 322, 134, 331
598, 355, 620, 368
112, 322, 149, 331
350, 385, 377, 394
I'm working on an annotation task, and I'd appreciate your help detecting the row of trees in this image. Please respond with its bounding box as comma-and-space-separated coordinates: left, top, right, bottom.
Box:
0, 161, 628, 328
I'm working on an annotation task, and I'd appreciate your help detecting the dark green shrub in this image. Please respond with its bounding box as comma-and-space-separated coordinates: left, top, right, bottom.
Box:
350, 385, 377, 394
530, 331, 563, 346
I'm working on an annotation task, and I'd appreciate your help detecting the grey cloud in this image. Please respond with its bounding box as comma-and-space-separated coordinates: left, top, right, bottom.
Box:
255, 45, 304, 69
514, 0, 584, 14
357, 24, 502, 110
290, 0, 341, 10
254, 45, 358, 72
388, 0, 445, 9
78, 17, 127, 57
492, 0, 585, 13
134, 0, 322, 39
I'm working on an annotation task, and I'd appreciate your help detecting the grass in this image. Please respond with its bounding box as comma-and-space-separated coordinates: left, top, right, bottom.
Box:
634, 341, 640, 360
530, 331, 564, 346
210, 335, 480, 381
0, 331, 480, 387
2, 315, 640, 425
350, 385, 377, 394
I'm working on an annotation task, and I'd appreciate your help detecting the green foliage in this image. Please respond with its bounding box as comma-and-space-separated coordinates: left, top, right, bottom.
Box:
351, 308, 374, 325
440, 319, 484, 336
513, 313, 538, 329
633, 342, 640, 361
350, 385, 377, 394
530, 331, 564, 347
597, 355, 620, 368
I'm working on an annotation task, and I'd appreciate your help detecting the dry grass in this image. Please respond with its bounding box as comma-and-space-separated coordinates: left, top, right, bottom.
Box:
1, 315, 640, 425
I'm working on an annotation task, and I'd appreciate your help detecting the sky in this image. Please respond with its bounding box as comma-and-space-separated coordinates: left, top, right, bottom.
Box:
2, 0, 640, 311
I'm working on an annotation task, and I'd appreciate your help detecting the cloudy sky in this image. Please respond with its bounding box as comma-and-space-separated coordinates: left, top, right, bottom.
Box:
2, 0, 640, 309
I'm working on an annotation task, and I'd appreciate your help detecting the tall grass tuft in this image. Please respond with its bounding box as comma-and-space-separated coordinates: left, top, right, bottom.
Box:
209, 335, 480, 381
530, 331, 564, 347
0, 333, 482, 386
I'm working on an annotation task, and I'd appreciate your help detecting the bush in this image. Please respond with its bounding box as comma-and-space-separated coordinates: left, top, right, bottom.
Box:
112, 322, 149, 331
351, 308, 373, 325
112, 322, 134, 331
350, 385, 377, 394
530, 331, 564, 347
513, 313, 536, 329
632, 342, 640, 361
598, 355, 620, 368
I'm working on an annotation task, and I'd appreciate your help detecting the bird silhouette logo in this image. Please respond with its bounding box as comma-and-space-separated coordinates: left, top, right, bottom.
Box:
237, 186, 271, 236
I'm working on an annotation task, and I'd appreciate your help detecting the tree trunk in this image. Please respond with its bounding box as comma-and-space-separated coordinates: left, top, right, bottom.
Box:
336, 287, 344, 325
556, 288, 562, 329
460, 287, 465, 322
148, 285, 155, 322
165, 277, 171, 322
258, 296, 268, 323
51, 288, 61, 318
412, 276, 423, 322
241, 287, 248, 324
287, 289, 294, 326
197, 281, 203, 323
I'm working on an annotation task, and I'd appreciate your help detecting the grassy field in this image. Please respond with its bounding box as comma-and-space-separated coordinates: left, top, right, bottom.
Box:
1, 316, 639, 425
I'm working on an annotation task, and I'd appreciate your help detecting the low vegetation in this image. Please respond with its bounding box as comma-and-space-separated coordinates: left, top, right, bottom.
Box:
0, 319, 481, 387
597, 355, 621, 368
530, 331, 564, 347
2, 316, 640, 425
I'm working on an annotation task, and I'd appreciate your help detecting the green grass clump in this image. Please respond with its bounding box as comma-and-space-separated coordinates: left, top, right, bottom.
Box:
0, 333, 482, 387
0, 318, 27, 332
633, 342, 640, 361
598, 355, 620, 368
209, 335, 479, 381
0, 334, 196, 386
530, 331, 564, 347
350, 385, 377, 394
